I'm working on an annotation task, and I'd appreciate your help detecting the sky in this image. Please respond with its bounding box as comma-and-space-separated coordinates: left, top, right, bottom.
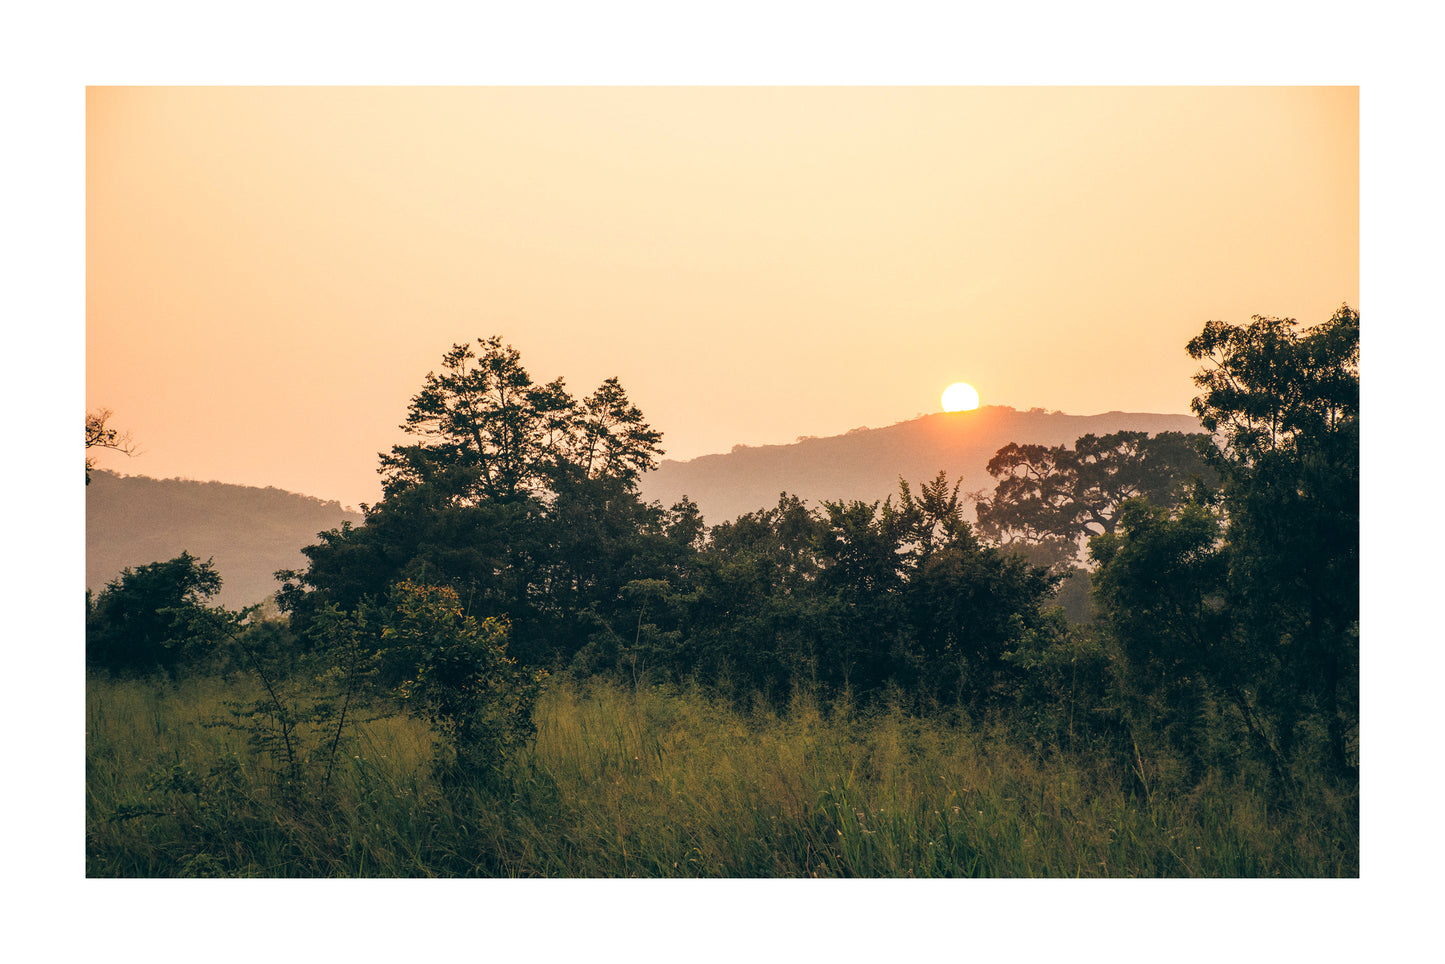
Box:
22, 3, 1438, 950
85, 86, 1358, 511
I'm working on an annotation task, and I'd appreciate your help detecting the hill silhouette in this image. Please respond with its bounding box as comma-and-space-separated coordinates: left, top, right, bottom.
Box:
86, 471, 363, 609
637, 406, 1206, 525
87, 408, 1204, 609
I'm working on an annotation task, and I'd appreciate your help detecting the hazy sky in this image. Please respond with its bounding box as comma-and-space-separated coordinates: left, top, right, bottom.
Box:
86, 87, 1357, 510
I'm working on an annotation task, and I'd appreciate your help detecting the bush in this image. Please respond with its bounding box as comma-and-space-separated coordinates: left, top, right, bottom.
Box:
87, 552, 224, 674
383, 581, 547, 785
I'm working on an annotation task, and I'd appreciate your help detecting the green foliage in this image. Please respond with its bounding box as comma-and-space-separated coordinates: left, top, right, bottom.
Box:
1089, 499, 1239, 782
87, 310, 1361, 878
639, 477, 1062, 709
377, 335, 663, 503
281, 338, 678, 670
1090, 500, 1229, 678
1086, 306, 1360, 793
975, 430, 1216, 572
903, 516, 1059, 706
383, 581, 545, 785
998, 614, 1119, 755
201, 601, 381, 792
87, 552, 225, 674
1187, 305, 1359, 778
1187, 306, 1358, 465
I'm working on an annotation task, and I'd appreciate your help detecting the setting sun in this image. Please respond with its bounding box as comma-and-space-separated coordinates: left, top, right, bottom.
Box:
941, 382, 980, 412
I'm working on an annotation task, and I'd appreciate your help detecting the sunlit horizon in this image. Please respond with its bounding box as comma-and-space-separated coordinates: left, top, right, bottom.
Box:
86, 87, 1357, 510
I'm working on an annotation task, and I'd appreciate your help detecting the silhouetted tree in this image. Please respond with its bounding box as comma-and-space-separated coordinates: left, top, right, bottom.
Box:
280, 337, 675, 670
376, 336, 662, 503
670, 493, 828, 695
87, 552, 223, 673
85, 408, 138, 484
668, 477, 1061, 708
1089, 499, 1240, 782
1188, 304, 1359, 777
975, 430, 1215, 572
1088, 306, 1359, 789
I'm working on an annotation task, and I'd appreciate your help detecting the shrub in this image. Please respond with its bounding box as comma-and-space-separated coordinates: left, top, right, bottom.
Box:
383, 581, 546, 785
87, 552, 223, 674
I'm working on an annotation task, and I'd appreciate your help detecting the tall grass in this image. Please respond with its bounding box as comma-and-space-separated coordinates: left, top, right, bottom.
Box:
86, 673, 1357, 877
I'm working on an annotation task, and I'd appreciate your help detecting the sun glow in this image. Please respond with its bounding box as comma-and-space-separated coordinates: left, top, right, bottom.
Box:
941, 382, 980, 412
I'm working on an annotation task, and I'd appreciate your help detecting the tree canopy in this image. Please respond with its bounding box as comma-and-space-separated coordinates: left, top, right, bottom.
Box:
975, 429, 1215, 572
281, 338, 680, 668
1187, 305, 1358, 466
279, 337, 1066, 710
87, 551, 223, 673
102, 310, 1358, 813
1189, 304, 1359, 776
1092, 305, 1359, 782
376, 336, 663, 504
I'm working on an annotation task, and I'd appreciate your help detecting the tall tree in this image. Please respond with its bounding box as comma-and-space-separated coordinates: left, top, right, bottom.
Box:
573, 377, 666, 486
889, 471, 970, 566
975, 430, 1215, 571
282, 337, 672, 670
1089, 499, 1244, 782
377, 336, 662, 504
1088, 306, 1359, 788
1188, 307, 1358, 464
1187, 304, 1359, 776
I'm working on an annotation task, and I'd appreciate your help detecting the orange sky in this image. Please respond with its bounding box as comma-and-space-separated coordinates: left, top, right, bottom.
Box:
86, 87, 1357, 510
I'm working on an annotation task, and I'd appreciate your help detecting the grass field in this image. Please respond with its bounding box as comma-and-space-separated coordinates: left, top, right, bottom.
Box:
85, 673, 1358, 877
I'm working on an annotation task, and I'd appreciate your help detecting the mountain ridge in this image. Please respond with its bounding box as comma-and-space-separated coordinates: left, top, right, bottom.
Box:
86, 471, 364, 609
637, 406, 1205, 524
86, 407, 1204, 608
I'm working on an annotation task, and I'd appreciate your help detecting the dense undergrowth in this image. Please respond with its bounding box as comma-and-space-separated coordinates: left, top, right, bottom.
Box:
86, 672, 1357, 878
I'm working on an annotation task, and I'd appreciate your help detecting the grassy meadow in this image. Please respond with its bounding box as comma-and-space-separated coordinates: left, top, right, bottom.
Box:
85, 672, 1357, 878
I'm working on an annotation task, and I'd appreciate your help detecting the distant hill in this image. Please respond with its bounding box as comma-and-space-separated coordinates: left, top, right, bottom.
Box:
637, 406, 1206, 525
86, 471, 363, 609
87, 408, 1204, 607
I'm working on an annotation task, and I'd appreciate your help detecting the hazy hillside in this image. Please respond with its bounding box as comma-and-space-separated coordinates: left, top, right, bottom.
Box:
638, 406, 1206, 525
87, 471, 363, 609
87, 408, 1203, 607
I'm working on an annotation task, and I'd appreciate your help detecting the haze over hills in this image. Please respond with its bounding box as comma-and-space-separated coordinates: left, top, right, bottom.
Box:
87, 407, 1204, 610
637, 406, 1206, 525
86, 471, 363, 610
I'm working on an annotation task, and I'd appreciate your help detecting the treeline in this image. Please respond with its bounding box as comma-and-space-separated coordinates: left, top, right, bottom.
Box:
87, 309, 1359, 801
